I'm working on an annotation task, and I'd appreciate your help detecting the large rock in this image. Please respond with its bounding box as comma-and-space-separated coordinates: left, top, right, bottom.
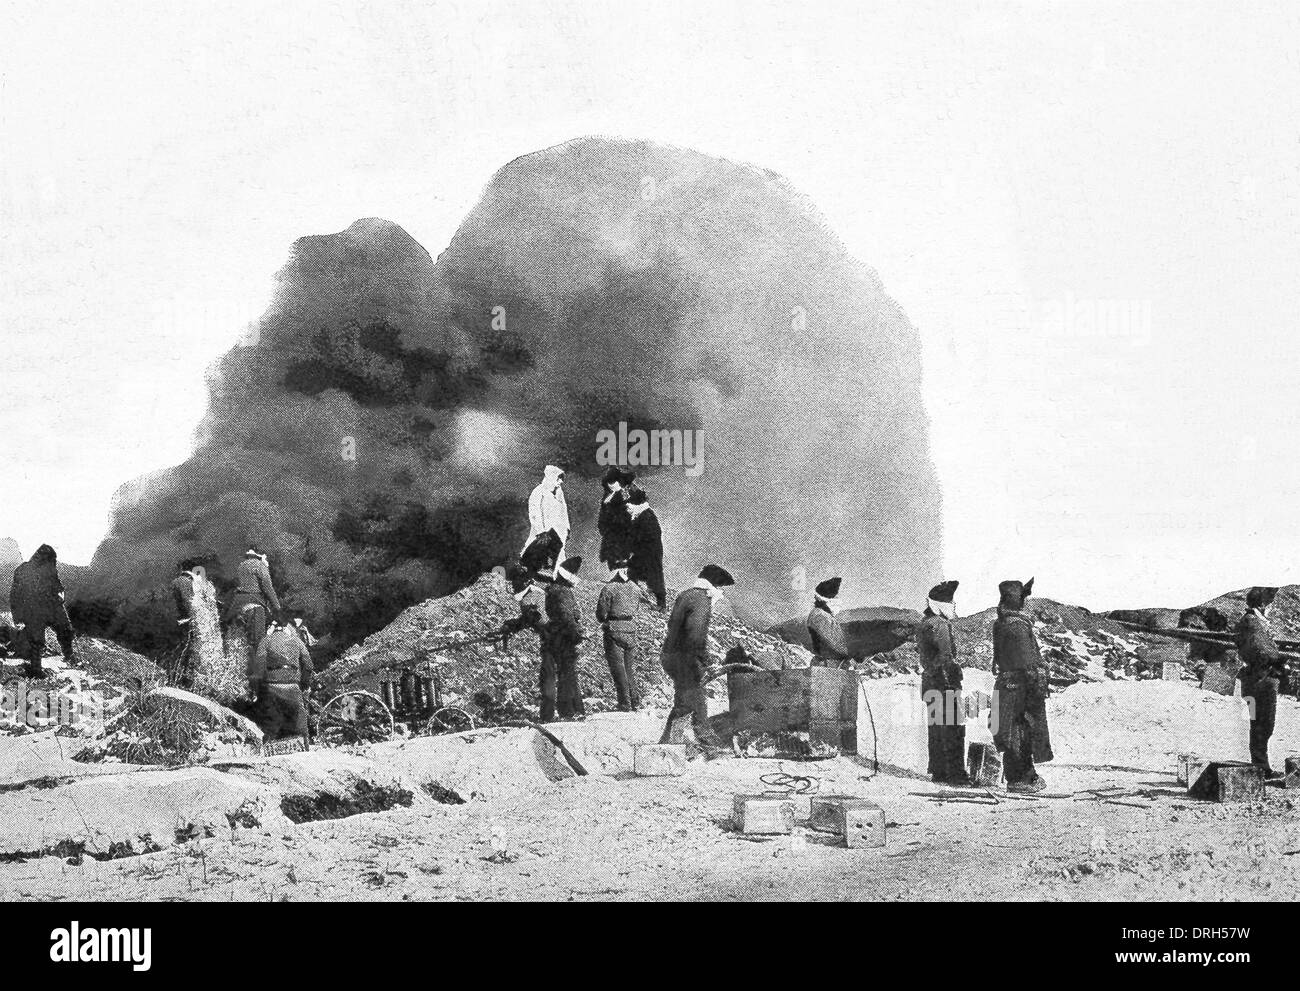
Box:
142, 686, 262, 744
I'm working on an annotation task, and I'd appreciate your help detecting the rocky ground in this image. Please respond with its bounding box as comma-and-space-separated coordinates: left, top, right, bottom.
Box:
4, 582, 1300, 901
2, 676, 1300, 901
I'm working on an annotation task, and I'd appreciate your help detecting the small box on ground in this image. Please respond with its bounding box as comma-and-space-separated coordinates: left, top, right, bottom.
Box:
633, 743, 687, 777
842, 801, 887, 849
1284, 756, 1300, 790
808, 795, 885, 848
733, 794, 796, 834
807, 794, 854, 833
1188, 761, 1264, 803
968, 742, 1002, 787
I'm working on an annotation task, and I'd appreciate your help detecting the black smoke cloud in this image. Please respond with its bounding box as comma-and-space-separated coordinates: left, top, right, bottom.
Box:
83, 137, 941, 652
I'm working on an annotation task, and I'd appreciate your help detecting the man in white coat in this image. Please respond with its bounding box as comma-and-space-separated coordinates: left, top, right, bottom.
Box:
524, 465, 570, 561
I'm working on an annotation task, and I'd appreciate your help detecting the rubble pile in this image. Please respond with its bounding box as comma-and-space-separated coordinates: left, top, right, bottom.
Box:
321, 572, 812, 719
866, 598, 1166, 683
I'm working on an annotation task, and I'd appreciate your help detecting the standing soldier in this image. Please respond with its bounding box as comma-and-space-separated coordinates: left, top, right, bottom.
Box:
248, 614, 314, 744
658, 564, 734, 751
597, 467, 636, 567
626, 489, 666, 610
807, 576, 851, 667
991, 577, 1053, 793
524, 465, 570, 562
546, 556, 586, 720
9, 544, 75, 678
228, 547, 281, 658
596, 556, 649, 711
918, 580, 968, 785
1236, 586, 1284, 779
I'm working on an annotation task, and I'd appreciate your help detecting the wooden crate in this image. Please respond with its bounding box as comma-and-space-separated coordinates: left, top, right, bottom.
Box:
1188, 761, 1264, 803
733, 794, 796, 834
726, 668, 858, 754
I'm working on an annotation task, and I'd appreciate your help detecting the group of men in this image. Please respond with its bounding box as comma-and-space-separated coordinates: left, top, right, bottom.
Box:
172, 548, 315, 744
805, 572, 1053, 792
508, 467, 734, 744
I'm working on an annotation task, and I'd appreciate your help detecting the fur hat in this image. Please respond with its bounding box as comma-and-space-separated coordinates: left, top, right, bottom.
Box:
626, 488, 649, 507
928, 580, 959, 603
699, 564, 735, 588
998, 577, 1034, 610
814, 577, 842, 600
1246, 586, 1279, 611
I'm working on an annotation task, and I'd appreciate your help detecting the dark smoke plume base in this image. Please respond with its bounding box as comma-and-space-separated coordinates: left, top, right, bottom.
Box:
85, 137, 941, 654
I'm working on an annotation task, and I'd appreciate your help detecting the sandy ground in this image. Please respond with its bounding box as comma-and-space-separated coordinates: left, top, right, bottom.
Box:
3, 698, 1300, 902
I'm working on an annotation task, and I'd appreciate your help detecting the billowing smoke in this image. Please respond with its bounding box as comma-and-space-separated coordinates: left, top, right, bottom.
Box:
82, 137, 941, 652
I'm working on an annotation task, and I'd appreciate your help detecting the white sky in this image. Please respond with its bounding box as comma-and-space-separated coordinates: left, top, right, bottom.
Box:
2, 0, 1298, 612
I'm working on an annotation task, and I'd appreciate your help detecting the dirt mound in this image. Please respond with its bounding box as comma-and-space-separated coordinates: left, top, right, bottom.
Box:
321, 573, 812, 719
868, 598, 1175, 683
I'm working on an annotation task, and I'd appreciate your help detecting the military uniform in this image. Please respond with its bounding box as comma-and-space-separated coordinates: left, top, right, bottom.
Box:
249, 625, 313, 742
1236, 600, 1282, 774
918, 611, 967, 782
992, 580, 1053, 789
626, 505, 666, 609
545, 577, 585, 720
227, 554, 281, 655
807, 604, 850, 667
596, 573, 646, 710
658, 567, 733, 749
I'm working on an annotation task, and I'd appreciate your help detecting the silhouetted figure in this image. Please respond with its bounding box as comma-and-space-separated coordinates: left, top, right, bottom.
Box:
1236, 586, 1284, 778
9, 544, 74, 678
597, 467, 637, 567
545, 556, 586, 720
625, 488, 666, 610
992, 577, 1053, 793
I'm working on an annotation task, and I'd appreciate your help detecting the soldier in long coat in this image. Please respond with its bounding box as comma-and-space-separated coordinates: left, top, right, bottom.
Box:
991, 577, 1053, 792
9, 544, 74, 678
597, 467, 637, 567
917, 580, 968, 785
545, 556, 586, 720
1236, 586, 1284, 778
807, 576, 851, 667
657, 564, 733, 750
625, 489, 666, 610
